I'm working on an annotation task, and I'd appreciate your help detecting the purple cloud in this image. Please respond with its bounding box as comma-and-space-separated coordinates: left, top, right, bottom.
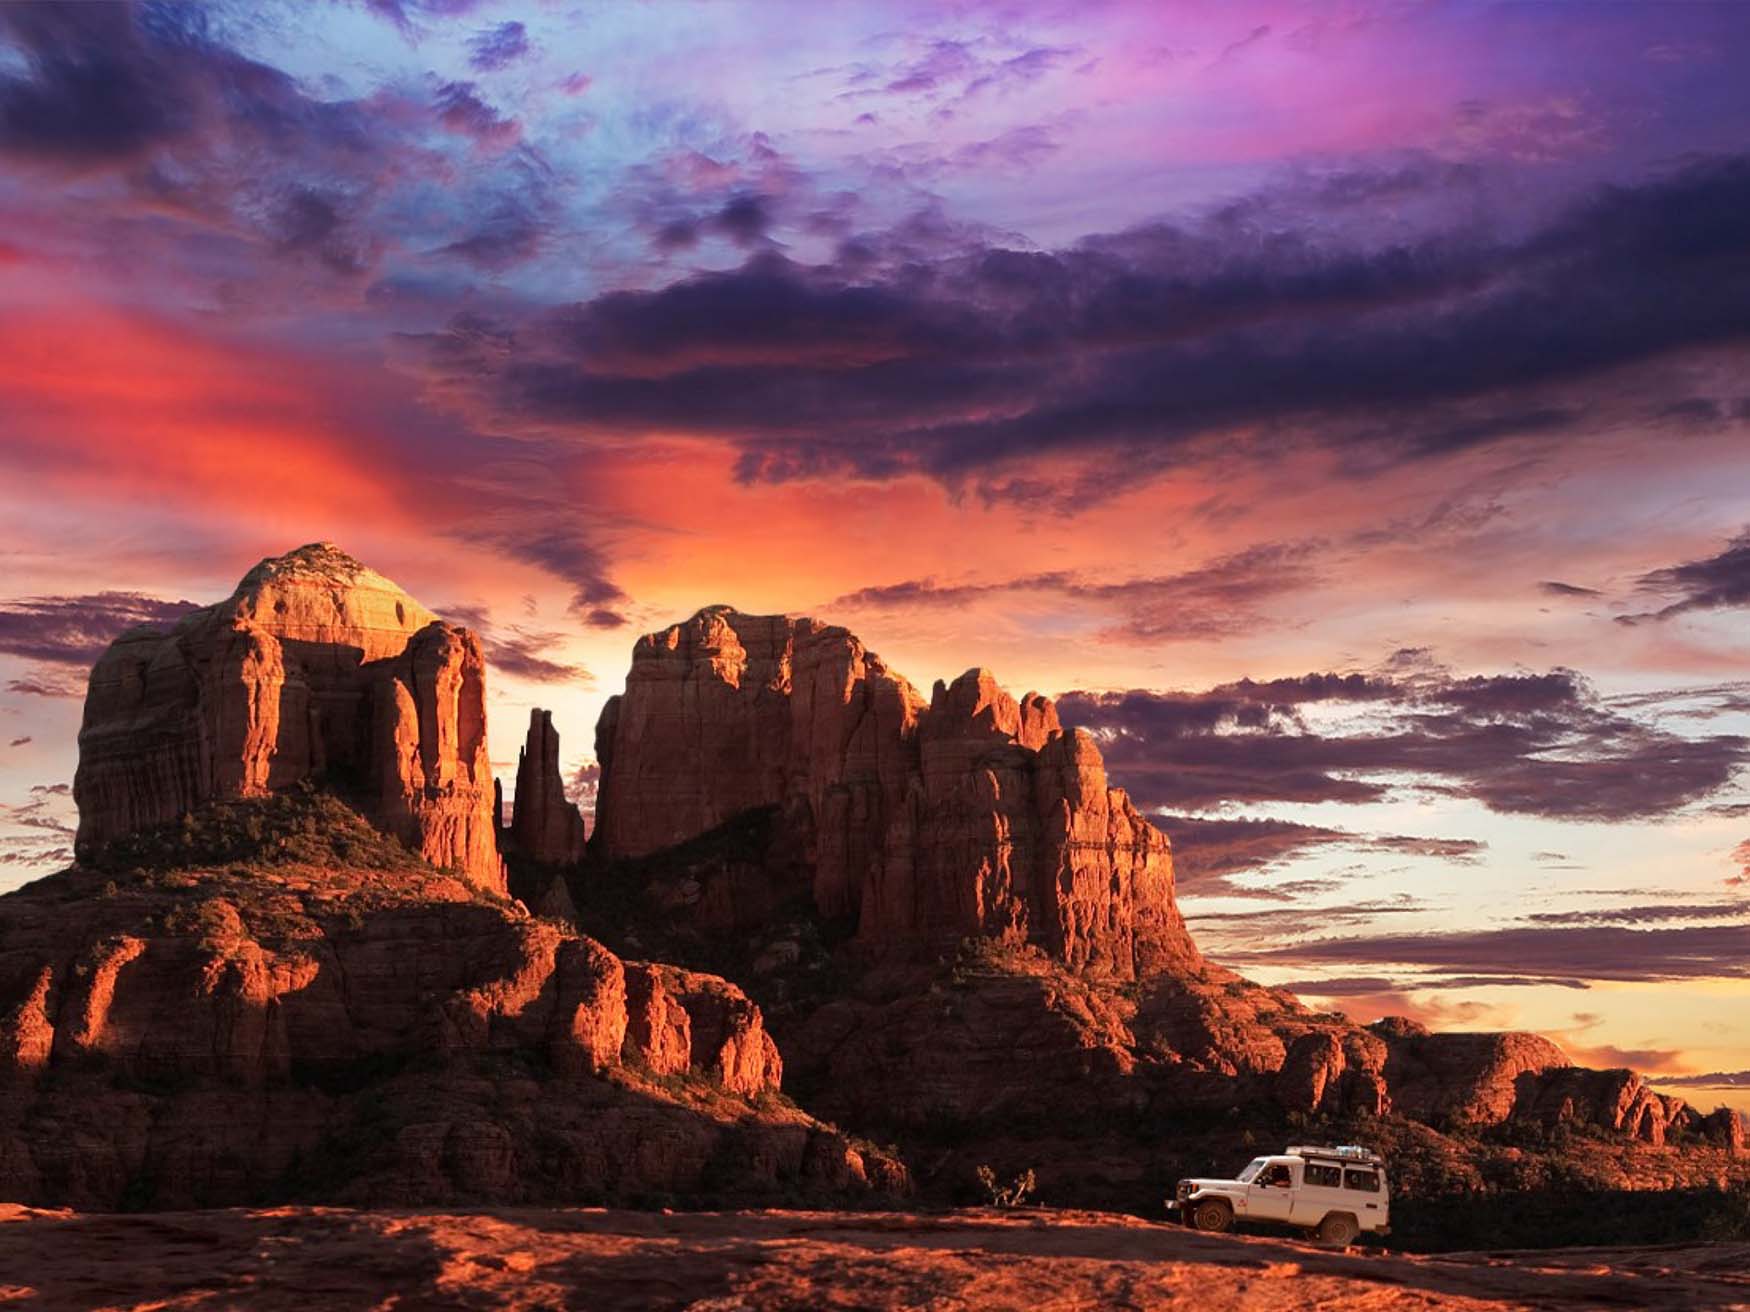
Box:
0, 592, 200, 666
468, 21, 530, 73
1057, 665, 1749, 820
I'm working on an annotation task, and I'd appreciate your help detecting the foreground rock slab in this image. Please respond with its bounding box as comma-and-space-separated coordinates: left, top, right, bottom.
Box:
2, 1204, 1746, 1311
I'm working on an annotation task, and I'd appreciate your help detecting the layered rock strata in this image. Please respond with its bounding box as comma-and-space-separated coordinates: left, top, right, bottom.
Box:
73, 544, 502, 892
593, 607, 1198, 978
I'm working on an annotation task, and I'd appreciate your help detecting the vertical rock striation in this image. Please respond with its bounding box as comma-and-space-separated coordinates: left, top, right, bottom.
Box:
592, 606, 1198, 978
73, 544, 503, 893
510, 709, 587, 866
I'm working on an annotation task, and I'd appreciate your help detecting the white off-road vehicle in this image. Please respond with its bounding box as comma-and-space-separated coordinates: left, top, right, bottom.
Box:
1167, 1144, 1390, 1246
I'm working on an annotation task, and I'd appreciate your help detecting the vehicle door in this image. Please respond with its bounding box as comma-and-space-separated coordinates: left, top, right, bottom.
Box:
1245, 1161, 1296, 1221
1342, 1166, 1387, 1228
1291, 1161, 1344, 1225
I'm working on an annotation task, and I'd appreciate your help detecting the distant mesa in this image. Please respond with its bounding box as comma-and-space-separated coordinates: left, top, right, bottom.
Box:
73, 543, 502, 892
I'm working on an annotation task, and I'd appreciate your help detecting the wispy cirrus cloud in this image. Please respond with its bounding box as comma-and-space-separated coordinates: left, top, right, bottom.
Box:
1229, 920, 1750, 986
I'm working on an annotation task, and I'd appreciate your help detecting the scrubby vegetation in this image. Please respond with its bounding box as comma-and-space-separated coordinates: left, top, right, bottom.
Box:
86, 784, 428, 876
976, 1164, 1038, 1208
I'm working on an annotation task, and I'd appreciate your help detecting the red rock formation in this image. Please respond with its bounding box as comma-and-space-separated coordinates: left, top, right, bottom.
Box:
73, 544, 502, 893
510, 709, 586, 866
593, 607, 1198, 978
0, 807, 901, 1209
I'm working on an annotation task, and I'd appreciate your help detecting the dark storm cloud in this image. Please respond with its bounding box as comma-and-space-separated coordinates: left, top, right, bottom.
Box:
0, 4, 384, 173
421, 155, 1750, 485
0, 2, 192, 166
0, 1, 462, 285
713, 193, 773, 246
0, 592, 199, 666
1622, 527, 1750, 623
1230, 923, 1750, 984
1057, 666, 1749, 819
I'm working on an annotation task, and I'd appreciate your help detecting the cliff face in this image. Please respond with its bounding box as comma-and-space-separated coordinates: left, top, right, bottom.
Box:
593, 607, 1199, 978
73, 544, 502, 893
0, 798, 900, 1210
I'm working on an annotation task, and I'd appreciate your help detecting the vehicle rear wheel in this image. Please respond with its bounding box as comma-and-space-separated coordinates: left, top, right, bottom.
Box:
1317, 1213, 1359, 1246
1190, 1199, 1234, 1233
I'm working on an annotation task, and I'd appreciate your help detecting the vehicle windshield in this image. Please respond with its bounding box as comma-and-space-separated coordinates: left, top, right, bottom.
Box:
1236, 1158, 1268, 1183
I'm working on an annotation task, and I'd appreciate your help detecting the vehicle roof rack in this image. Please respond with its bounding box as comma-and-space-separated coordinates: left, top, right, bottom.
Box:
1286, 1144, 1382, 1164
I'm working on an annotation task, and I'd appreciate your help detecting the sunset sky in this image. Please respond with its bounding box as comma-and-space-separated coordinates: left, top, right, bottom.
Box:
1, 0, 1748, 1110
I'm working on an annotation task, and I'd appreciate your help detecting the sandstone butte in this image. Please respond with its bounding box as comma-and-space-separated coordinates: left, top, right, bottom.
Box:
0, 548, 903, 1210
586, 605, 1746, 1186
6, 557, 1745, 1218
74, 543, 503, 894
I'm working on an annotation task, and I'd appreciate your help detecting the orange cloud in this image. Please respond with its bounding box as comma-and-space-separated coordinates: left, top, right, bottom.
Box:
0, 306, 411, 528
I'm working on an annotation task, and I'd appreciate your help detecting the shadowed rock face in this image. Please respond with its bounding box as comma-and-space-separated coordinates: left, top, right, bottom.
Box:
0, 802, 899, 1210
593, 607, 1199, 979
73, 544, 502, 893
510, 709, 587, 866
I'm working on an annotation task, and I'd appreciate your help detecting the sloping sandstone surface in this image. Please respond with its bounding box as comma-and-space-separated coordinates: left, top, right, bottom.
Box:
2, 1204, 1746, 1311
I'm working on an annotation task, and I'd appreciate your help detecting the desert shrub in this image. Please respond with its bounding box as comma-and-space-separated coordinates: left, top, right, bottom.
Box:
976, 1164, 1037, 1207
1704, 1181, 1750, 1241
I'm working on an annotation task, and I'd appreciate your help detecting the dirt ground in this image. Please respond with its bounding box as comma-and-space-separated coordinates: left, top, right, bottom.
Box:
1, 1204, 1746, 1311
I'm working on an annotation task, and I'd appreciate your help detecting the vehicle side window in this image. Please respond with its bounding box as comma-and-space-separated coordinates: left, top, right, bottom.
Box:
1262, 1165, 1293, 1188
1343, 1169, 1380, 1192
1304, 1163, 1342, 1188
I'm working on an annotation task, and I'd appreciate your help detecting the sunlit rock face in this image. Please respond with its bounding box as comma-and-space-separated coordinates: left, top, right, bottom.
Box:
592, 605, 1200, 979
73, 544, 502, 892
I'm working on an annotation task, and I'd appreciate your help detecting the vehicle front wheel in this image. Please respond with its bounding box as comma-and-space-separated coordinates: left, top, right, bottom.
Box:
1317, 1213, 1359, 1246
1190, 1199, 1234, 1233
